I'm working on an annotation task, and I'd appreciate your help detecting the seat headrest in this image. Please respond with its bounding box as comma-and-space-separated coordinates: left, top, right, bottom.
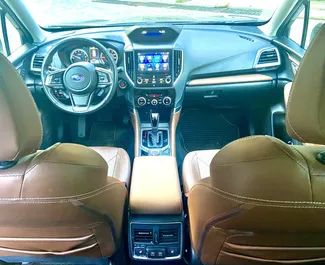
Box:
0, 53, 42, 161
286, 24, 325, 144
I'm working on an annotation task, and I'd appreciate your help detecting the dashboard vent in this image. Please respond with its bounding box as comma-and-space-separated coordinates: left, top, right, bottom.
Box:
125, 51, 135, 81
255, 48, 280, 68
174, 50, 183, 82
134, 229, 153, 243
31, 54, 45, 73
159, 228, 178, 243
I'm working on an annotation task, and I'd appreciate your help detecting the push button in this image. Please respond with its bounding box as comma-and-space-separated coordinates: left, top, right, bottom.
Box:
167, 247, 179, 257
147, 249, 156, 258
134, 247, 146, 257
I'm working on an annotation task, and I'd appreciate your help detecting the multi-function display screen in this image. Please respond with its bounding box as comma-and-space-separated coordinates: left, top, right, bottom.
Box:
137, 52, 170, 72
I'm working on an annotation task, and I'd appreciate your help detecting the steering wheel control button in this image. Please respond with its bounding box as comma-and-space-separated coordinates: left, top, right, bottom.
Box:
118, 79, 127, 89
137, 97, 146, 107
163, 96, 172, 106
137, 77, 143, 85
151, 99, 158, 106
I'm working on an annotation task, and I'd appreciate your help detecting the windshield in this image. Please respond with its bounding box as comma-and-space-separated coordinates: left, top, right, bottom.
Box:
26, 0, 283, 28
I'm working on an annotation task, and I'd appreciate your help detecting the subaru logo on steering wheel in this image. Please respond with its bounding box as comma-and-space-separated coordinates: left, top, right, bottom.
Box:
71, 73, 85, 82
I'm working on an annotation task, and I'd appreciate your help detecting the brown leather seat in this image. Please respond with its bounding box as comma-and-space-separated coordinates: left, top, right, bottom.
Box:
0, 53, 130, 259
184, 25, 325, 265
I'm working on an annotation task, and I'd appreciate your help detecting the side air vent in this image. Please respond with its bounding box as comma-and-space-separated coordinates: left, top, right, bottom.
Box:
159, 228, 179, 243
239, 35, 255, 42
134, 229, 153, 243
255, 48, 280, 69
125, 51, 135, 81
31, 54, 45, 73
174, 50, 183, 82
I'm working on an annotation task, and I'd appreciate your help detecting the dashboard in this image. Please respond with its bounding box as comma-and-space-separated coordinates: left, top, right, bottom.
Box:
21, 24, 287, 112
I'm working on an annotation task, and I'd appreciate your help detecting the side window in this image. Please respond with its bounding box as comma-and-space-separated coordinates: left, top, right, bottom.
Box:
304, 0, 324, 49
288, 7, 305, 46
286, 0, 324, 50
0, 8, 25, 56
5, 15, 23, 53
0, 9, 6, 55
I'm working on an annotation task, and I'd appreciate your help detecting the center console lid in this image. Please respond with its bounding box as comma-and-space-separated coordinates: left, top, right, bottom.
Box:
130, 156, 182, 215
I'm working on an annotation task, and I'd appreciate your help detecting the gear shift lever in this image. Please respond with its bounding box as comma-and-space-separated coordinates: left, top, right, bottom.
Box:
150, 112, 159, 134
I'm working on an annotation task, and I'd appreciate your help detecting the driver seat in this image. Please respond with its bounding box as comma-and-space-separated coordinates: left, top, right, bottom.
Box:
0, 53, 130, 261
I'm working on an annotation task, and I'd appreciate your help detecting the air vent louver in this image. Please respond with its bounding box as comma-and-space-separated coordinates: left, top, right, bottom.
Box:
134, 229, 153, 243
31, 54, 45, 73
159, 228, 178, 243
255, 48, 280, 68
125, 51, 135, 81
174, 50, 182, 82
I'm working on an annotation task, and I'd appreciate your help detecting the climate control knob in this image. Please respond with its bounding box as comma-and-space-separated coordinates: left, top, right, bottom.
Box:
151, 99, 158, 106
165, 77, 172, 84
163, 96, 172, 106
137, 77, 143, 85
137, 97, 146, 106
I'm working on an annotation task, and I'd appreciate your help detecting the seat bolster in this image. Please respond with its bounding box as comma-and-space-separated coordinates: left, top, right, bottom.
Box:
182, 150, 219, 194
90, 147, 131, 187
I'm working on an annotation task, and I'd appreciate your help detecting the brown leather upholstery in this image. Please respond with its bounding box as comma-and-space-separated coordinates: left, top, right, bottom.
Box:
90, 147, 131, 186
185, 24, 325, 265
286, 24, 325, 144
0, 54, 42, 161
0, 53, 130, 258
130, 156, 182, 215
182, 150, 218, 194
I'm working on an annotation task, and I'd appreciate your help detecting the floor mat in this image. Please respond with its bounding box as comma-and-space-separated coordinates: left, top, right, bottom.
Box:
179, 109, 241, 153
78, 123, 132, 152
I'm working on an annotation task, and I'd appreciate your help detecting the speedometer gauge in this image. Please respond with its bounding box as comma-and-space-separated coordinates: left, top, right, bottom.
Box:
100, 48, 118, 64
70, 49, 89, 63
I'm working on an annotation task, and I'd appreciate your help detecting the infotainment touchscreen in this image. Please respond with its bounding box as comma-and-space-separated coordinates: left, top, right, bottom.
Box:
137, 52, 170, 72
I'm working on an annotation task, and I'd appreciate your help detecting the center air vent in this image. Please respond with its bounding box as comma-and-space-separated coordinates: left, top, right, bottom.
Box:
174, 50, 183, 82
125, 51, 135, 81
255, 48, 280, 68
134, 229, 153, 243
31, 54, 45, 73
159, 228, 179, 243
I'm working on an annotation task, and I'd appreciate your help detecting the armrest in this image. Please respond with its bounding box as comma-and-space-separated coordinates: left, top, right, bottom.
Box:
130, 156, 182, 215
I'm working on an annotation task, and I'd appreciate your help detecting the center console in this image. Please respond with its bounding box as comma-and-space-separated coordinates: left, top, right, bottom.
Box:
125, 26, 183, 157
129, 156, 183, 260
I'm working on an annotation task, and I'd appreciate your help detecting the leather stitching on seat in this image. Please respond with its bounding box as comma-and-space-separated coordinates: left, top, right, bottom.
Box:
266, 136, 308, 172
0, 182, 124, 203
193, 183, 325, 207
211, 156, 288, 167
40, 161, 107, 168
25, 143, 61, 175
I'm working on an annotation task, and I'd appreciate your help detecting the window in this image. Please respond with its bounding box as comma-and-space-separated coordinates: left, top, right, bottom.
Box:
0, 9, 6, 55
5, 15, 23, 53
0, 7, 24, 56
288, 6, 305, 46
286, 0, 324, 49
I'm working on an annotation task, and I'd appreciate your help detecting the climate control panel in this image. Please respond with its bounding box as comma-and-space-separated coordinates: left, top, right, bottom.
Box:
136, 75, 172, 87
135, 90, 174, 108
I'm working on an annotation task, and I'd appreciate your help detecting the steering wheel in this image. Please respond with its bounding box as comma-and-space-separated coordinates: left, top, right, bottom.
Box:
41, 37, 118, 114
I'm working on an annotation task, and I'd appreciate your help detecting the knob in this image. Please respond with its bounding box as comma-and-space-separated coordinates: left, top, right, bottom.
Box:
137, 97, 146, 106
151, 99, 158, 106
137, 77, 143, 85
163, 96, 172, 106
165, 77, 172, 84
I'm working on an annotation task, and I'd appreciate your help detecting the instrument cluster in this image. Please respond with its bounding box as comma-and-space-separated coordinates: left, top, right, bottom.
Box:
69, 46, 119, 65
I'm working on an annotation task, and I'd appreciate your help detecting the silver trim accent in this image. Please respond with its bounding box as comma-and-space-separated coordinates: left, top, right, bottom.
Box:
140, 125, 170, 156
129, 222, 183, 261
137, 96, 147, 106
254, 47, 281, 69
124, 50, 135, 86
173, 49, 183, 85
30, 54, 45, 72
273, 40, 303, 60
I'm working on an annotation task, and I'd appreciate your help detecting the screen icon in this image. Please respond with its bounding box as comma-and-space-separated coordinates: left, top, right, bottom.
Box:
138, 63, 145, 71
162, 63, 169, 71
146, 63, 153, 71
139, 56, 145, 63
